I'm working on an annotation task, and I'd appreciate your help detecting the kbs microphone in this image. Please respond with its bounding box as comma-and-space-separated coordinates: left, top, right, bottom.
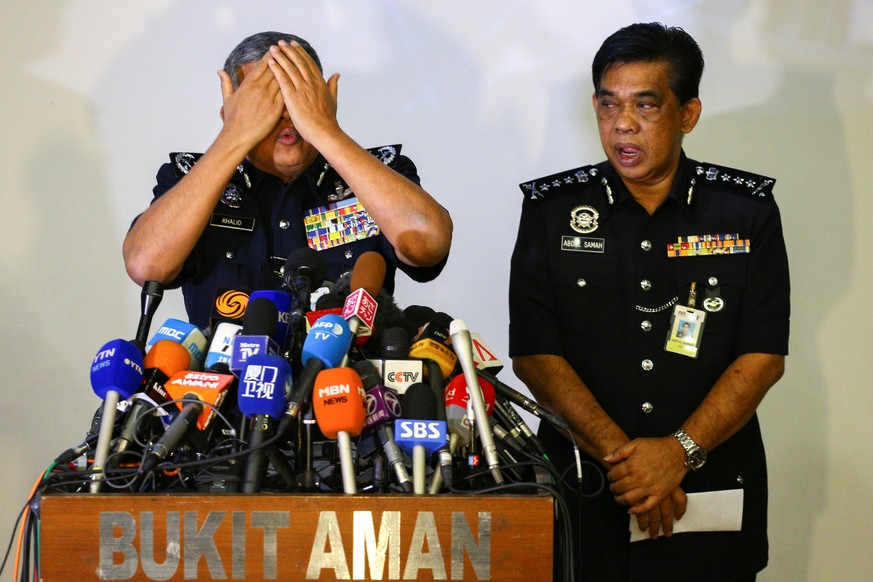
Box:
230, 297, 279, 375
147, 318, 208, 370
139, 369, 235, 475
477, 369, 569, 431
395, 383, 447, 494
113, 339, 191, 458
203, 321, 242, 370
312, 367, 367, 493
355, 360, 412, 493
249, 289, 292, 351
239, 354, 291, 493
408, 311, 457, 379
89, 339, 144, 492
277, 314, 352, 435
449, 320, 504, 485
133, 281, 164, 353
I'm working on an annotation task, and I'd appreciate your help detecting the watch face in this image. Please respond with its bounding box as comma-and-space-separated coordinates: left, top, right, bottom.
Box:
688, 449, 707, 470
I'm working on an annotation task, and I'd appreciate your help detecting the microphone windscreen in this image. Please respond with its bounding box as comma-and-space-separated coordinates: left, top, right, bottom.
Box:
352, 359, 381, 390
302, 313, 352, 368
242, 297, 279, 336
381, 327, 410, 359
250, 289, 291, 344
349, 251, 387, 297
403, 305, 435, 327
90, 339, 145, 400
144, 339, 192, 377
445, 373, 496, 415
312, 367, 366, 439
164, 370, 236, 430
403, 382, 438, 421
284, 247, 327, 290
315, 292, 345, 311
239, 353, 290, 418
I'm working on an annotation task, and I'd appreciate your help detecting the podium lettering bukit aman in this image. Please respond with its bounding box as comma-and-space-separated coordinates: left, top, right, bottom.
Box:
10, 281, 578, 581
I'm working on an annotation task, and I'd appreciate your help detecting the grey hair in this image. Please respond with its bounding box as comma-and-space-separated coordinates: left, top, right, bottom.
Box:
223, 31, 322, 88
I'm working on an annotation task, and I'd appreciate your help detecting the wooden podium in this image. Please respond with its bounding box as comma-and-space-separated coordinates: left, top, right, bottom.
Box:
40, 493, 553, 581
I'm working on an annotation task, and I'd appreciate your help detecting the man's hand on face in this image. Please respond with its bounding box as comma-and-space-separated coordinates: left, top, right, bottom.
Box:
217, 56, 285, 148
266, 40, 341, 146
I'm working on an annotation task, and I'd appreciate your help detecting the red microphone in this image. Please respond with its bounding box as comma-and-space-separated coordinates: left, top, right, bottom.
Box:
340, 252, 386, 358
312, 367, 367, 493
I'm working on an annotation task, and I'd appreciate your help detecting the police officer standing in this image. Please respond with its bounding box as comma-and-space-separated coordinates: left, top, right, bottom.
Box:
509, 23, 789, 581
124, 32, 453, 329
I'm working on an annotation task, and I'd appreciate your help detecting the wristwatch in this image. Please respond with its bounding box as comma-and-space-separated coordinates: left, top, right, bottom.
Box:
672, 428, 707, 470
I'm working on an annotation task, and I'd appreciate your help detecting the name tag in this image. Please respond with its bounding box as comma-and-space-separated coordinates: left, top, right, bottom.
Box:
561, 236, 605, 253
210, 214, 255, 232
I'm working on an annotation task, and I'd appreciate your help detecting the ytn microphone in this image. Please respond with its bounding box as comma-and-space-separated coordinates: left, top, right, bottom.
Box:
89, 339, 144, 492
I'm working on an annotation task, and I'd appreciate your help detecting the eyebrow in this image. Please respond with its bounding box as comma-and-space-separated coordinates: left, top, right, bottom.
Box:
596, 88, 662, 99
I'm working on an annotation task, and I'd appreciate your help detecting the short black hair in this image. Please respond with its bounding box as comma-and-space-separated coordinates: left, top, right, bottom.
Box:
592, 22, 704, 104
223, 31, 322, 88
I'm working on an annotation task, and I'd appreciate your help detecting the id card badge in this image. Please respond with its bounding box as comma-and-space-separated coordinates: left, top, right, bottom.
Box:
665, 305, 706, 359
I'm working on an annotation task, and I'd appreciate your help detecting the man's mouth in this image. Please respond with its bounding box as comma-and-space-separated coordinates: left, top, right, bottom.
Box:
277, 127, 299, 146
615, 145, 642, 165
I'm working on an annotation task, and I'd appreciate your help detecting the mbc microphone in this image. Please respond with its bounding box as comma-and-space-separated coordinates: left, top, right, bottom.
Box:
277, 313, 353, 435
239, 354, 291, 493
139, 369, 235, 475
147, 318, 207, 370
449, 319, 504, 485
312, 367, 367, 493
89, 339, 144, 492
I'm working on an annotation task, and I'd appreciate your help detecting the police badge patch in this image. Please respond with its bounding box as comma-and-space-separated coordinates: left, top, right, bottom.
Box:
570, 205, 599, 234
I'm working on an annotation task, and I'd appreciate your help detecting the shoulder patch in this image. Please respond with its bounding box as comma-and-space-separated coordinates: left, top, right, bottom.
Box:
694, 163, 776, 199
170, 152, 202, 178
518, 164, 603, 202
367, 144, 402, 167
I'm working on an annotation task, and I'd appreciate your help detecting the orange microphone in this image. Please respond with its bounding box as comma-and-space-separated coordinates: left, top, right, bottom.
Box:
312, 367, 367, 493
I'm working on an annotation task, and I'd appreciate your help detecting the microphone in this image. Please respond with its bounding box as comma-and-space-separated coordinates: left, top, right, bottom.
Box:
277, 313, 352, 435
147, 318, 208, 371
467, 332, 504, 375
408, 311, 457, 379
132, 281, 164, 353
395, 382, 447, 494
139, 368, 235, 475
477, 369, 569, 431
249, 289, 292, 351
449, 319, 504, 485
203, 321, 242, 371
355, 360, 412, 493
89, 339, 144, 492
340, 252, 386, 361
230, 297, 279, 375
113, 339, 191, 458
239, 353, 291, 493
209, 287, 250, 330
312, 367, 367, 493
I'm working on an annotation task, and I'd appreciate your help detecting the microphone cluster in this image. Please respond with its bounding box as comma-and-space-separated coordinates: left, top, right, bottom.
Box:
44, 252, 571, 499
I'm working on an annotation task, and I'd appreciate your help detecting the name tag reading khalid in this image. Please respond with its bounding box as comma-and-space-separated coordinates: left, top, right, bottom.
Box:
210, 214, 255, 232
304, 197, 380, 251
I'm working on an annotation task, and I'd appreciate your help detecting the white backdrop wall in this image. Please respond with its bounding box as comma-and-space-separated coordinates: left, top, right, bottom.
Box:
2, 1, 872, 580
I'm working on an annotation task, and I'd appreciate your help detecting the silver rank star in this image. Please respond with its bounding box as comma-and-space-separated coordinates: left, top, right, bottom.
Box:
570, 205, 599, 234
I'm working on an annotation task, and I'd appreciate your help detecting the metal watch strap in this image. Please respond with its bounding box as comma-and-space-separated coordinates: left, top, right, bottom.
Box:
672, 428, 707, 470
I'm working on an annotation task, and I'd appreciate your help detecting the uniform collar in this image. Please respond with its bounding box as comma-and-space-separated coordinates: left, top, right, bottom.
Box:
600, 151, 698, 217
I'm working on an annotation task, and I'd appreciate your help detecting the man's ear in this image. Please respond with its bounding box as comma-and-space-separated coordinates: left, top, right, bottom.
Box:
681, 97, 702, 134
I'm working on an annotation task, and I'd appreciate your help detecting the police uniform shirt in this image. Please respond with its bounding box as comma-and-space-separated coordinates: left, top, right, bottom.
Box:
142, 146, 446, 329
508, 152, 790, 580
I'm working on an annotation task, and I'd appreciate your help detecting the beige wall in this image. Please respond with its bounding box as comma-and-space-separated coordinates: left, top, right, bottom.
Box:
2, 1, 871, 580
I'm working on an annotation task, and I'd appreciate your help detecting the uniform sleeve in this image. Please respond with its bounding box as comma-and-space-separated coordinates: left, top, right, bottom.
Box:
733, 198, 790, 356
508, 199, 565, 357
388, 153, 448, 283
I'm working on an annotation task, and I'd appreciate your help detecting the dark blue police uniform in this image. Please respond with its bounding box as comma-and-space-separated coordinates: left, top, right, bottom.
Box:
143, 145, 446, 330
509, 152, 790, 581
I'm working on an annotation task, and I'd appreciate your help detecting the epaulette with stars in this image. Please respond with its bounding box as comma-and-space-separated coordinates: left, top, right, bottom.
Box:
315, 144, 403, 199
692, 162, 776, 199
518, 164, 608, 203
170, 152, 252, 209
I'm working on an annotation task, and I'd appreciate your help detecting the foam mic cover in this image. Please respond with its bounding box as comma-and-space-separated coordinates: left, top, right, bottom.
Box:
312, 367, 367, 439
282, 247, 327, 295
90, 339, 145, 401
231, 298, 279, 374
395, 382, 447, 455
239, 354, 291, 419
139, 339, 191, 407
408, 312, 457, 379
147, 318, 208, 370
381, 327, 410, 359
249, 289, 292, 348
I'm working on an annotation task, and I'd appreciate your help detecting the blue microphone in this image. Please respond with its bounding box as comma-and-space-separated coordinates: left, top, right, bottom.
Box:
89, 339, 144, 492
